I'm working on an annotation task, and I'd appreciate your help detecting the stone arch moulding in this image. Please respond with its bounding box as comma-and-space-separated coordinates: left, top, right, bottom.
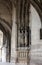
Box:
15, 0, 42, 21
30, 0, 42, 21
0, 23, 8, 37
0, 17, 12, 35
30, 0, 42, 36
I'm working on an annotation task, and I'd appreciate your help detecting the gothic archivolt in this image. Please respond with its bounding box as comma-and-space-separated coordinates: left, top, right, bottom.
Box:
0, 0, 41, 34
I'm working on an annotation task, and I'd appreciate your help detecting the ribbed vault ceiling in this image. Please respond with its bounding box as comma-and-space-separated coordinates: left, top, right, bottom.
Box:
15, 0, 42, 28
0, 0, 12, 35
0, 0, 42, 35
14, 0, 42, 17
14, 0, 42, 10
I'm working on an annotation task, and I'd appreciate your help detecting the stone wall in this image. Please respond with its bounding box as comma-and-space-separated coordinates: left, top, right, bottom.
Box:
30, 5, 42, 64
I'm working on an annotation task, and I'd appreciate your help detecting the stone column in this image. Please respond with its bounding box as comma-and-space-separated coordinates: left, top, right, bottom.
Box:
11, 4, 17, 63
